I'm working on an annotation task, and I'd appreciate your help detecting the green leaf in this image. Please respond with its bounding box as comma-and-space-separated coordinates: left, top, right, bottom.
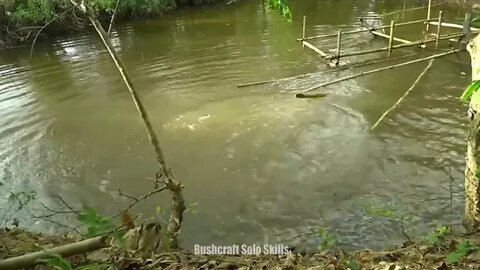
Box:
460, 81, 480, 103
77, 207, 115, 237
446, 251, 464, 264
38, 254, 73, 270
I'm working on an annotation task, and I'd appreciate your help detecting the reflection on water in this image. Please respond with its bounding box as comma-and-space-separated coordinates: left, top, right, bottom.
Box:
0, 0, 471, 250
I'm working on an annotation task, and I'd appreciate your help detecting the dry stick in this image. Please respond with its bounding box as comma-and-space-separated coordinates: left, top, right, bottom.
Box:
107, 0, 121, 34
69, 0, 185, 249
296, 49, 458, 98
0, 236, 109, 270
370, 59, 434, 130
237, 52, 420, 88
297, 18, 438, 42
324, 32, 469, 60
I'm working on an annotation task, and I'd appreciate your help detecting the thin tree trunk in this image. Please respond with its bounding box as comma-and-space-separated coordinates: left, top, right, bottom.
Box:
465, 34, 480, 229
69, 0, 185, 248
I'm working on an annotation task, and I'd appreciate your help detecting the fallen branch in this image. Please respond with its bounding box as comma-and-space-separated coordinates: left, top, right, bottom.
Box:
0, 235, 109, 270
296, 49, 458, 98
370, 59, 434, 130
69, 0, 185, 249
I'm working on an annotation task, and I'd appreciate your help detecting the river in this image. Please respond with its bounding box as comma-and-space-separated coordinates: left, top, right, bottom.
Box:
0, 0, 472, 251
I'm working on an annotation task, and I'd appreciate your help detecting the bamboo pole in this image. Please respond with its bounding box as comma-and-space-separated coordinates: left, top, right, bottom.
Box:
335, 30, 342, 65
296, 49, 460, 98
436, 11, 443, 47
429, 21, 480, 31
302, 16, 306, 48
296, 18, 438, 42
0, 236, 109, 270
426, 0, 432, 31
371, 30, 412, 44
324, 32, 471, 60
371, 59, 434, 130
237, 52, 420, 88
303, 40, 327, 57
388, 20, 396, 52
68, 0, 185, 249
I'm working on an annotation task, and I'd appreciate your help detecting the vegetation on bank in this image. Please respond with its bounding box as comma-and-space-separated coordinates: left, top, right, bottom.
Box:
0, 0, 222, 46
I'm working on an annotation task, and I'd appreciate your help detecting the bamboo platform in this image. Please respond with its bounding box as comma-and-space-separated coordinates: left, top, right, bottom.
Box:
298, 0, 476, 67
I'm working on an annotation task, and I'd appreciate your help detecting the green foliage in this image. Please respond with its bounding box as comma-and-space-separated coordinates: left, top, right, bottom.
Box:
446, 241, 480, 264
317, 227, 338, 251
424, 226, 451, 246
77, 207, 115, 237
39, 254, 73, 270
460, 80, 480, 103
266, 0, 292, 22
10, 0, 57, 24
93, 0, 174, 18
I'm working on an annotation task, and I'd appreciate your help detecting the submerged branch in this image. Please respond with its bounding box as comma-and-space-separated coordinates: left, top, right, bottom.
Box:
370, 58, 434, 130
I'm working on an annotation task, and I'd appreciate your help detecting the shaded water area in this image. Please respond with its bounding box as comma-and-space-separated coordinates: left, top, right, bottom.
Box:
0, 0, 473, 251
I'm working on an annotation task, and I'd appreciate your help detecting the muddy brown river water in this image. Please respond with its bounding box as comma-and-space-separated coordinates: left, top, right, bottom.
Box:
0, 0, 473, 251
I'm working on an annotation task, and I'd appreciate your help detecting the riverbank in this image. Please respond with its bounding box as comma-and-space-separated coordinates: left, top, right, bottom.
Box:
0, 0, 225, 49
3, 227, 480, 270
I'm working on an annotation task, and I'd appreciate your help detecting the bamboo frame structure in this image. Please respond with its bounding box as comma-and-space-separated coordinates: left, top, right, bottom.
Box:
323, 32, 471, 60
426, 0, 432, 31
436, 11, 443, 47
296, 18, 438, 42
388, 20, 396, 52
335, 30, 342, 65
429, 21, 480, 31
371, 30, 412, 44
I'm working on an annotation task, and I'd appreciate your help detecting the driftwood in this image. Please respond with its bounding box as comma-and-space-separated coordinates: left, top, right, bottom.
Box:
370, 59, 434, 130
69, 0, 185, 249
237, 52, 420, 88
297, 18, 438, 42
0, 236, 109, 270
296, 49, 459, 98
324, 32, 471, 60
